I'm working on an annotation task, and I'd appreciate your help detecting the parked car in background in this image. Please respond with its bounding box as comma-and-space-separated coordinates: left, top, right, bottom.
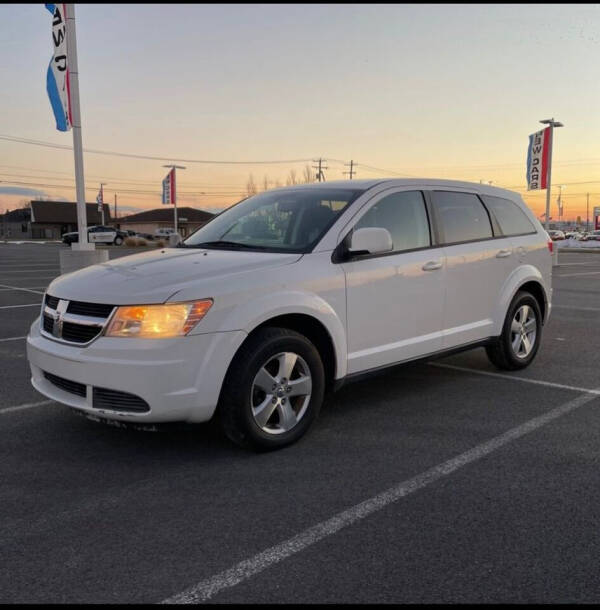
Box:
31, 179, 552, 451
62, 225, 125, 246
154, 228, 176, 239
548, 230, 565, 241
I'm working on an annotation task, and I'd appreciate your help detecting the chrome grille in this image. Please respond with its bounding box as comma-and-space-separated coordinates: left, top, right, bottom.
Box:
41, 294, 115, 346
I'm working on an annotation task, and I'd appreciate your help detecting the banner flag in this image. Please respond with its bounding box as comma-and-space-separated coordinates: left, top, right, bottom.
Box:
96, 185, 103, 212
45, 4, 72, 132
526, 127, 551, 191
162, 169, 176, 205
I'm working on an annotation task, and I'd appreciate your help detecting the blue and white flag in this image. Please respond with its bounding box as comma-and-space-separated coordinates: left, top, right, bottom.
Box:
45, 4, 72, 131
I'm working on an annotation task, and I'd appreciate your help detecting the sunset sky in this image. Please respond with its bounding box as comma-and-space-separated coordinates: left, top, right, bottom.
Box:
1, 3, 599, 221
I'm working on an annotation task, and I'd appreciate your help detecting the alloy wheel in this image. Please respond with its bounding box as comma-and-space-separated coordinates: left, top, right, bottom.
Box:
250, 351, 312, 435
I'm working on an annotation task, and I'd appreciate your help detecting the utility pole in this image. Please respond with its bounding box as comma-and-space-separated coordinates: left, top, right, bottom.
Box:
344, 160, 356, 179
114, 193, 118, 225
586, 193, 590, 232
162, 164, 186, 234
312, 158, 327, 182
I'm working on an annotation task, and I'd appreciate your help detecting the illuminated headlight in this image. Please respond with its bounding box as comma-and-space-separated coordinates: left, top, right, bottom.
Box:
105, 299, 213, 339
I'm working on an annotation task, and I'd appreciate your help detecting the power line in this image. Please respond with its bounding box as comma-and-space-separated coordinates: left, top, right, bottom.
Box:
357, 163, 420, 178
0, 134, 314, 165
0, 179, 246, 197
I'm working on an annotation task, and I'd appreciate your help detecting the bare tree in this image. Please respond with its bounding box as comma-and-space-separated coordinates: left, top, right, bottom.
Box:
246, 173, 258, 197
17, 199, 31, 209
302, 164, 313, 183
286, 169, 298, 186
262, 175, 270, 192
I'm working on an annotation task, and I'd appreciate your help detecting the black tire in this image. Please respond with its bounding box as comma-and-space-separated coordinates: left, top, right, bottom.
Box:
114, 236, 123, 246
218, 327, 325, 452
486, 290, 543, 370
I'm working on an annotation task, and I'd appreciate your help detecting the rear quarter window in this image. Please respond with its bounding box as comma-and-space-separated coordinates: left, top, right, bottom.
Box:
431, 191, 493, 244
480, 195, 537, 236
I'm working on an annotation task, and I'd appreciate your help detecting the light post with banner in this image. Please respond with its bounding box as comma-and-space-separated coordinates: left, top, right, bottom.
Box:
162, 165, 186, 236
44, 4, 108, 272
526, 118, 563, 265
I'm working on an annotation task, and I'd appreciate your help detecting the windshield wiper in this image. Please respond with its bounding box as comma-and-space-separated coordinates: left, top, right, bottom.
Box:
192, 240, 270, 251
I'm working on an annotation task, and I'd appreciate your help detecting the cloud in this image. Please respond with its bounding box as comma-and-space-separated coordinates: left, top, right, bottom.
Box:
0, 186, 48, 197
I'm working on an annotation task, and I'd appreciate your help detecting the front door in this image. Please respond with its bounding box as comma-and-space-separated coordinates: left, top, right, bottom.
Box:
341, 189, 446, 375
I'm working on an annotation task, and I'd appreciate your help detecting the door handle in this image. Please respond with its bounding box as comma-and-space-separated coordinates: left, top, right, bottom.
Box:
496, 249, 512, 258
422, 260, 443, 271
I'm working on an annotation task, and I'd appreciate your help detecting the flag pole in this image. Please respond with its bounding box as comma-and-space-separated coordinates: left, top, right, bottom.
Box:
65, 3, 91, 250
544, 120, 553, 233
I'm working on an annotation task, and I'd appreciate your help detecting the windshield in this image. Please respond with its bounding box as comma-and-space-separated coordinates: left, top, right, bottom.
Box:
183, 187, 363, 252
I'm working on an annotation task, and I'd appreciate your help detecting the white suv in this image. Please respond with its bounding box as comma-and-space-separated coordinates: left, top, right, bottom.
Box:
27, 179, 552, 451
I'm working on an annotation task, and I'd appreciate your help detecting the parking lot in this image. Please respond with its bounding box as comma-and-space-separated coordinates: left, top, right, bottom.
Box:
1, 242, 600, 603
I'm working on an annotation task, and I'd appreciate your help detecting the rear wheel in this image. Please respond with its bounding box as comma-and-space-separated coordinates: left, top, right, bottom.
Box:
114, 236, 123, 246
219, 327, 325, 451
486, 290, 542, 370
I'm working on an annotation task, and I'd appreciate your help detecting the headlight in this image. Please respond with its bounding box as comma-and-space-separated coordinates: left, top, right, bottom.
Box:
105, 299, 213, 339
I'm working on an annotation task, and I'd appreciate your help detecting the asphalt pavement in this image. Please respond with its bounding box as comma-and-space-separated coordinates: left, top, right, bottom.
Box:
1, 243, 599, 603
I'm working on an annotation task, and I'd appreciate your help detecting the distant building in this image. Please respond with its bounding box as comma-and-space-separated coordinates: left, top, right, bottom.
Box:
117, 206, 214, 238
1, 200, 111, 240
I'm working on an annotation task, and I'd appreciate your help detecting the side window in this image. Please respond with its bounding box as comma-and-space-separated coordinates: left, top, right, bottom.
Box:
431, 191, 493, 244
480, 195, 536, 236
355, 191, 430, 253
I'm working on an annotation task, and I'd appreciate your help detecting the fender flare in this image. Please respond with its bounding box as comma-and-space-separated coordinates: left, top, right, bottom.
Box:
495, 265, 549, 334
220, 291, 348, 379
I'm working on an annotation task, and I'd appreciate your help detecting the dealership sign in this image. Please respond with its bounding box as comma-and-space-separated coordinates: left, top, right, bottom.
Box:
526, 127, 551, 190
162, 169, 176, 205
595, 206, 600, 230
45, 4, 72, 132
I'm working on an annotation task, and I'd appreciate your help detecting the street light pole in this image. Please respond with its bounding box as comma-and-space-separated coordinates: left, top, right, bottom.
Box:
162, 164, 186, 234
539, 118, 563, 232
65, 4, 90, 250
587, 193, 590, 232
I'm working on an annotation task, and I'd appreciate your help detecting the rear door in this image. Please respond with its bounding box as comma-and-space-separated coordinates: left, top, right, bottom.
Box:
341, 189, 446, 374
430, 190, 515, 348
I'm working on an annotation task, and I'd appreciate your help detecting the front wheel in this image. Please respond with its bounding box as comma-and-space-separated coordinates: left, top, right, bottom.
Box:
114, 236, 123, 246
486, 290, 542, 370
219, 327, 325, 451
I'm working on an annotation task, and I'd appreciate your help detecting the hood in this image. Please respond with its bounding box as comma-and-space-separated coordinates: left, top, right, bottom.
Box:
47, 247, 302, 304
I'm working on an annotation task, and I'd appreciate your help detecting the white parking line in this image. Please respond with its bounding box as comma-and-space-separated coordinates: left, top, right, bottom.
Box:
0, 303, 41, 310
0, 284, 45, 295
0, 400, 54, 414
162, 389, 599, 604
0, 264, 58, 268
0, 276, 55, 281
555, 271, 600, 278
552, 305, 600, 312
0, 336, 26, 342
429, 362, 600, 395
0, 270, 58, 274
0, 286, 47, 292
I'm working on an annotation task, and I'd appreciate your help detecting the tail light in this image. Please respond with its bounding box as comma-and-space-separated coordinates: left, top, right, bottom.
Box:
547, 238, 554, 254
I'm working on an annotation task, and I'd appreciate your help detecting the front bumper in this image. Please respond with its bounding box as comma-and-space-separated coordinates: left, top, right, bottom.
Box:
27, 319, 247, 424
